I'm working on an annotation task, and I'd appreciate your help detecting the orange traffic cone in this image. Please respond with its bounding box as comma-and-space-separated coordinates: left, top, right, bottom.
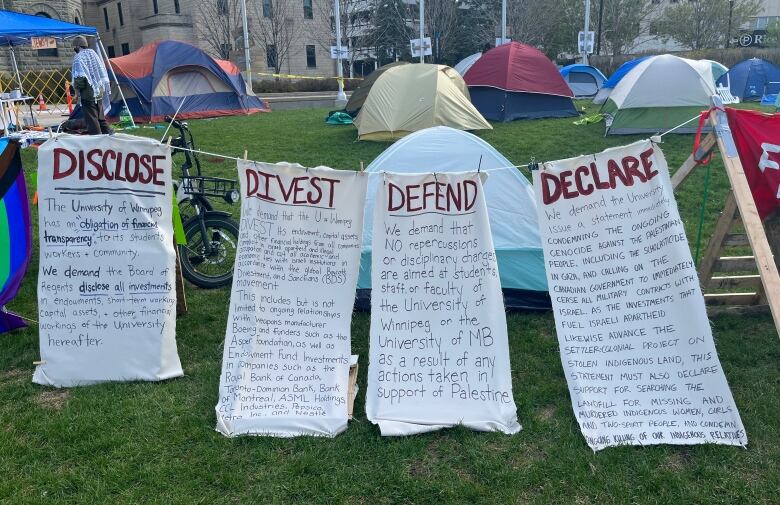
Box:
38, 93, 47, 112
65, 84, 73, 114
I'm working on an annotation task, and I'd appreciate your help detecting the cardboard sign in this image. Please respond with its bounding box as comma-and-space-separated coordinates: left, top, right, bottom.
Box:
31, 37, 57, 50
34, 134, 182, 387
366, 172, 521, 436
215, 162, 366, 437
536, 140, 747, 451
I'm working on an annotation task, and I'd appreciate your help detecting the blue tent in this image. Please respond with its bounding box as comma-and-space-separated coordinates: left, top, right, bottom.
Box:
560, 64, 606, 97
0, 9, 96, 46
592, 56, 650, 104
717, 58, 780, 102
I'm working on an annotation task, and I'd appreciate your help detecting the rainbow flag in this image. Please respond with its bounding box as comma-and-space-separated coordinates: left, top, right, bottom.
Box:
0, 139, 32, 333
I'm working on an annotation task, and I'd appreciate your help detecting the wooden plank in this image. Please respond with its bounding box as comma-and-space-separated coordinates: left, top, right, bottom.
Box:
710, 110, 780, 335
713, 256, 757, 273
722, 234, 750, 247
671, 132, 717, 190
707, 304, 770, 316
708, 275, 762, 290
697, 192, 739, 282
704, 292, 759, 306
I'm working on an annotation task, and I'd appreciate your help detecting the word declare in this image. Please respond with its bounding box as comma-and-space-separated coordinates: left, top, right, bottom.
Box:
541, 148, 658, 205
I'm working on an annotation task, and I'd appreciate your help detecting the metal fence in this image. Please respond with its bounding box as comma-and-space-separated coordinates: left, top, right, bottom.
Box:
1, 67, 74, 122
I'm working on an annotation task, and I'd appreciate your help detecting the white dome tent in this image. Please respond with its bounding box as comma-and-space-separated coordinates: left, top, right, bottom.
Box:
357, 126, 549, 310
453, 52, 482, 77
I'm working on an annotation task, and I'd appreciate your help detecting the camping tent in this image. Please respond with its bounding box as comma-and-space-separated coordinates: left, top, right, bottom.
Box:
463, 42, 577, 121
107, 40, 268, 122
716, 58, 780, 102
357, 126, 549, 310
592, 56, 650, 105
602, 54, 715, 135
344, 61, 408, 115
453, 52, 482, 77
354, 64, 491, 141
560, 64, 607, 97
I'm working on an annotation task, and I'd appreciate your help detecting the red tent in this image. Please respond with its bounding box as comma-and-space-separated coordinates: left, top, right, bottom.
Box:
463, 42, 577, 121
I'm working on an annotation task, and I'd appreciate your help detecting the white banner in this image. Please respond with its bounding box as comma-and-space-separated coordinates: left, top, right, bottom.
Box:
34, 134, 182, 387
366, 172, 520, 436
215, 162, 367, 437
535, 140, 747, 451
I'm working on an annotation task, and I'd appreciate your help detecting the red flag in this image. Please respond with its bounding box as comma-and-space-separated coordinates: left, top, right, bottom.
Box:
725, 107, 780, 220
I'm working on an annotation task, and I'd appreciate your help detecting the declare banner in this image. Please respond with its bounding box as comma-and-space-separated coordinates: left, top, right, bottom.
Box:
34, 134, 182, 387
535, 140, 747, 451
215, 162, 366, 437
366, 172, 520, 436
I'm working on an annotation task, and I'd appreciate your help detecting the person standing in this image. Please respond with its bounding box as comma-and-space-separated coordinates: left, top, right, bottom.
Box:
71, 36, 112, 135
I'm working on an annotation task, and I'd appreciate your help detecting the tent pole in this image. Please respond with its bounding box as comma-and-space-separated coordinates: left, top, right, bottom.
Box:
97, 35, 135, 127
9, 46, 23, 94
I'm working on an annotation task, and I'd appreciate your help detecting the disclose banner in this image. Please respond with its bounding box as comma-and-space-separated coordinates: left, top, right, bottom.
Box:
535, 140, 747, 451
215, 162, 366, 437
366, 171, 520, 436
34, 134, 182, 387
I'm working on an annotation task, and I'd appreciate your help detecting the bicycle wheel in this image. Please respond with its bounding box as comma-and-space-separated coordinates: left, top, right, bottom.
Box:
179, 214, 239, 289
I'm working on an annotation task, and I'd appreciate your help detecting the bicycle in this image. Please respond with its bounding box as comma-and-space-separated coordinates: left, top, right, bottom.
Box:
165, 116, 241, 289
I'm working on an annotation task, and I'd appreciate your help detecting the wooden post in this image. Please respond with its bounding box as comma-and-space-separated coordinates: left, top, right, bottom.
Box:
709, 110, 780, 333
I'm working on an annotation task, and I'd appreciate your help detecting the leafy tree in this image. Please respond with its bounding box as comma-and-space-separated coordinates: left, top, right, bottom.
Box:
765, 20, 780, 47
653, 0, 762, 50
596, 0, 661, 56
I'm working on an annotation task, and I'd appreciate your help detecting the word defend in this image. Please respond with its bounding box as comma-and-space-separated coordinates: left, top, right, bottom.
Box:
367, 172, 521, 436
34, 134, 182, 387
215, 162, 367, 437
535, 140, 747, 451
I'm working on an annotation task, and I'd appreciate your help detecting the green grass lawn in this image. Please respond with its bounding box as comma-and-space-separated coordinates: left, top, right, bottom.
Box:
1, 104, 779, 504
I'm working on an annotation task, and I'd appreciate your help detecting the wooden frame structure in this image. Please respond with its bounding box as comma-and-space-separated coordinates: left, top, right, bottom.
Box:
672, 98, 780, 335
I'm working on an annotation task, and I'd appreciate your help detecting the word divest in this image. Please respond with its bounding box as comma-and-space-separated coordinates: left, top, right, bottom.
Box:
215, 161, 366, 437
535, 140, 746, 451
34, 134, 182, 387
366, 172, 520, 436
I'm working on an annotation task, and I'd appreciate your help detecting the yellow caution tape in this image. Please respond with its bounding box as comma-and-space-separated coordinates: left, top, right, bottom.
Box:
255, 72, 363, 81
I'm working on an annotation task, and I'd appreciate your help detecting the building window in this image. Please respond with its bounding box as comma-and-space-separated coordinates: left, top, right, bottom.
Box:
174, 0, 180, 14
103, 7, 109, 29
153, 0, 159, 14
266, 45, 277, 69
303, 0, 313, 19
107, 45, 116, 58
306, 45, 316, 67
118, 3, 124, 26
217, 0, 228, 15
263, 0, 272, 18
121, 43, 130, 55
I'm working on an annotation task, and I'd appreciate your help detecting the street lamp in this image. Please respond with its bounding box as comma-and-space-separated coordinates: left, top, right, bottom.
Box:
334, 0, 347, 106
726, 0, 735, 49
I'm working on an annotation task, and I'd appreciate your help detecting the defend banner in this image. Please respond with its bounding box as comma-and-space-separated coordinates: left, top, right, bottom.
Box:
535, 140, 747, 451
215, 162, 366, 437
34, 134, 182, 387
366, 171, 520, 436
724, 107, 780, 219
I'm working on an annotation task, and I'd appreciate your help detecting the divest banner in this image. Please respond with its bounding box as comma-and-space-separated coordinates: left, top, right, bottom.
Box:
724, 107, 780, 219
34, 133, 182, 387
535, 140, 747, 451
366, 172, 520, 436
215, 162, 366, 437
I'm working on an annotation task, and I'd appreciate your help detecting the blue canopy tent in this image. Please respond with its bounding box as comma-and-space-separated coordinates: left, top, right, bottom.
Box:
559, 64, 606, 98
592, 56, 650, 104
716, 58, 780, 102
0, 9, 133, 124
